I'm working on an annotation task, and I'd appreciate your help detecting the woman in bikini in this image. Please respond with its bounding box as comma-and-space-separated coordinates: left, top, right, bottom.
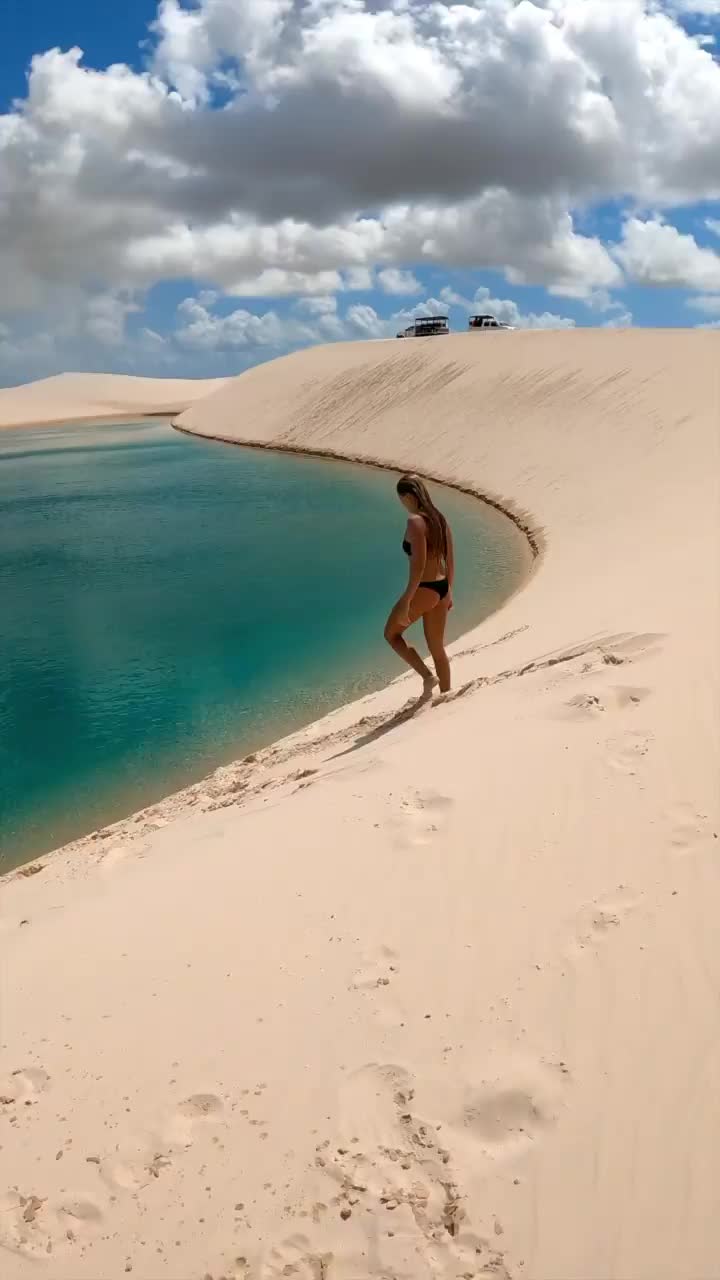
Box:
384, 474, 454, 695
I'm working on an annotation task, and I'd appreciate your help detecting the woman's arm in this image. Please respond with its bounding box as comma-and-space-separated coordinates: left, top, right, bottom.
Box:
396, 516, 427, 621
445, 521, 455, 588
445, 521, 455, 609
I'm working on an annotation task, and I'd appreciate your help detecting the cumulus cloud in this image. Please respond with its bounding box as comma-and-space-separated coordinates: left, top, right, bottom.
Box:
377, 268, 421, 296
0, 291, 144, 384
84, 293, 141, 347
685, 294, 720, 313
397, 286, 571, 332
4, 5, 720, 295
614, 217, 720, 289
171, 278, 576, 357
173, 292, 384, 351
345, 304, 390, 339
663, 1, 720, 14
602, 309, 634, 328
174, 296, 305, 350
295, 295, 340, 317
3, 1, 720, 376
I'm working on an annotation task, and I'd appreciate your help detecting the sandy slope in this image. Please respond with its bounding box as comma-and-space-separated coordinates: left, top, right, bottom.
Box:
0, 371, 227, 428
2, 330, 719, 1280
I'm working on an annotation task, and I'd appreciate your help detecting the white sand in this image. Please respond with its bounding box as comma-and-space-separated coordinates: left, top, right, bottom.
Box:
2, 330, 719, 1279
0, 371, 227, 429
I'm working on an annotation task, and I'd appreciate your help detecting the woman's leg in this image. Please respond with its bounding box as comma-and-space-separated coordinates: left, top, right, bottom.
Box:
384, 589, 438, 688
423, 595, 451, 692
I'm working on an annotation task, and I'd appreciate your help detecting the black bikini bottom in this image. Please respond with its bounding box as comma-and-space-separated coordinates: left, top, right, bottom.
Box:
419, 578, 449, 600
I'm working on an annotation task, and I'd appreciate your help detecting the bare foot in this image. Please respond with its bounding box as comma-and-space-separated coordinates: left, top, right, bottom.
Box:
422, 675, 439, 699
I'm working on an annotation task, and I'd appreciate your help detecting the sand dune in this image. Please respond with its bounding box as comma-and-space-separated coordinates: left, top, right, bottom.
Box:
2, 330, 719, 1279
0, 371, 227, 429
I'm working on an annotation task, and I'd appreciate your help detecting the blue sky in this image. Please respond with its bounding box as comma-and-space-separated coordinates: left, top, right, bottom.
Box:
1, 0, 720, 384
0, 0, 155, 108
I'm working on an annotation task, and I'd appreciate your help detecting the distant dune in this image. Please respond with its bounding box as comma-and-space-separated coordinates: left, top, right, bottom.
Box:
3, 330, 719, 1279
0, 370, 227, 429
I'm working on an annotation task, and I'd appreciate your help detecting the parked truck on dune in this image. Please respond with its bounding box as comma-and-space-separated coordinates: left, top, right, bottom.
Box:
469, 314, 515, 331
396, 316, 450, 338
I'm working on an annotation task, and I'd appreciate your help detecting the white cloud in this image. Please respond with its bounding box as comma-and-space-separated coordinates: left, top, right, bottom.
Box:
343, 267, 374, 292
141, 327, 168, 347
3, 3, 720, 303
474, 290, 576, 331
171, 279, 576, 358
663, 1, 720, 14
615, 217, 720, 289
0, 288, 148, 382
391, 287, 574, 333
174, 292, 387, 351
83, 293, 141, 347
377, 268, 421, 296
582, 289, 631, 314
174, 296, 296, 350
4, 1, 720, 375
295, 295, 338, 317
685, 294, 720, 313
345, 304, 389, 339
602, 309, 634, 327
706, 218, 720, 237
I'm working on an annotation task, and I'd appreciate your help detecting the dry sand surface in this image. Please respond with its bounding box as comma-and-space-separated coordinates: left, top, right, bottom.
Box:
2, 330, 719, 1279
0, 371, 227, 429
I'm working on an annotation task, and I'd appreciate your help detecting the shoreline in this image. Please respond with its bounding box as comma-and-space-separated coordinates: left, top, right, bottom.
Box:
2, 427, 533, 875
2, 332, 719, 1279
172, 420, 545, 558
0, 411, 175, 431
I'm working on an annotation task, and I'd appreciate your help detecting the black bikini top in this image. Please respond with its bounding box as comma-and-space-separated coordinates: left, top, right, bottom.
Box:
402, 539, 412, 556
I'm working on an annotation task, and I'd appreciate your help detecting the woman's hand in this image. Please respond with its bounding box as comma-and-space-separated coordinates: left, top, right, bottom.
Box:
447, 589, 454, 611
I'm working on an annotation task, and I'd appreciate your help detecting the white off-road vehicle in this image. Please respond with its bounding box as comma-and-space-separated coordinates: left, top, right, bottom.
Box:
468, 314, 515, 330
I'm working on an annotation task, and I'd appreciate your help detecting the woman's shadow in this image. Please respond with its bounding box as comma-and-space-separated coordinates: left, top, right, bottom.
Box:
330, 687, 434, 760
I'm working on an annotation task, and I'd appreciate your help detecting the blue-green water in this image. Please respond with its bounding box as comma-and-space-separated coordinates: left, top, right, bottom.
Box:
0, 420, 530, 870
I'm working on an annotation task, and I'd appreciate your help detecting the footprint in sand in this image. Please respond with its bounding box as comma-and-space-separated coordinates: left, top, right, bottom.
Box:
99, 1136, 173, 1193
176, 1092, 224, 1120
389, 790, 454, 851
456, 1068, 559, 1155
55, 1195, 105, 1240
559, 686, 651, 721
349, 947, 404, 1026
320, 1063, 508, 1278
434, 678, 475, 704
559, 692, 607, 720
0, 1190, 50, 1259
606, 729, 652, 775
0, 1189, 104, 1259
600, 632, 665, 666
259, 1234, 333, 1279
99, 1094, 223, 1194
349, 945, 398, 992
336, 1063, 460, 1209
164, 1092, 225, 1147
610, 685, 652, 710
0, 1066, 50, 1105
100, 842, 147, 873
668, 804, 717, 855
572, 887, 639, 953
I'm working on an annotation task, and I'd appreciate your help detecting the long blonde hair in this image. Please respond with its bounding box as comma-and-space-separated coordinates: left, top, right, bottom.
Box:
396, 474, 448, 560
